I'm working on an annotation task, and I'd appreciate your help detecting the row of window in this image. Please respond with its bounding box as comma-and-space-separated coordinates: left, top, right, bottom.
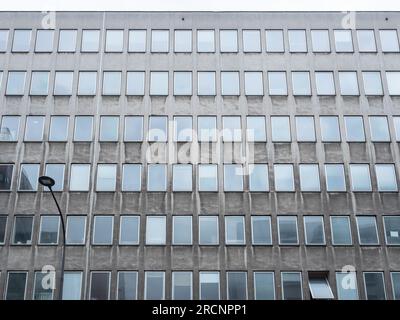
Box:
1, 28, 399, 54
1, 70, 400, 96
1, 214, 399, 247
3, 270, 400, 300
2, 115, 400, 143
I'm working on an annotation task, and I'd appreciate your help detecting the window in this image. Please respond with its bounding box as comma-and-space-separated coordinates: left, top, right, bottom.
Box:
24, 116, 44, 141
386, 72, 400, 95
172, 272, 192, 300
5, 272, 27, 300
249, 164, 269, 192
335, 271, 359, 300
223, 164, 243, 192
174, 30, 192, 52
30, 71, 49, 95
325, 164, 346, 192
0, 115, 20, 141
251, 216, 272, 245
247, 116, 266, 142
35, 30, 54, 52
369, 116, 390, 141
66, 216, 86, 245
117, 272, 138, 300
12, 216, 33, 244
308, 275, 334, 299
197, 30, 215, 52
364, 272, 386, 300
281, 272, 303, 300
304, 216, 325, 245
379, 30, 399, 52
49, 116, 69, 141
338, 71, 359, 95
96, 164, 117, 191
357, 30, 376, 52
315, 71, 335, 95
254, 272, 275, 300
319, 116, 340, 142
33, 272, 54, 300
45, 164, 65, 191
90, 272, 110, 300
394, 117, 400, 141
349, 164, 371, 192
69, 164, 91, 191
292, 71, 311, 96
299, 164, 320, 192
128, 30, 146, 52
124, 116, 144, 141
74, 116, 93, 141
200, 272, 220, 300
78, 72, 97, 95
391, 273, 400, 300
271, 116, 291, 142
145, 272, 165, 300
174, 116, 192, 142
198, 116, 217, 142
126, 71, 145, 96
243, 30, 261, 52
173, 164, 192, 192
266, 30, 284, 52
375, 164, 398, 192
0, 164, 13, 190
344, 116, 365, 142
199, 216, 219, 245
296, 116, 315, 142
147, 164, 167, 191
39, 216, 60, 245
362, 71, 383, 95
122, 164, 141, 191
58, 30, 77, 52
227, 272, 247, 300
268, 71, 287, 95
92, 215, 114, 245
146, 216, 166, 245
222, 116, 241, 142
225, 216, 245, 245
0, 30, 9, 52
197, 71, 216, 96
173, 216, 192, 245
62, 272, 82, 300
330, 216, 352, 245
221, 71, 239, 95
81, 30, 100, 52
19, 164, 39, 191
151, 30, 169, 52
356, 216, 379, 245
244, 71, 263, 96
383, 216, 400, 245
54, 71, 73, 95
278, 216, 298, 245
311, 30, 330, 52
6, 71, 26, 95
288, 30, 307, 52
334, 30, 353, 52
274, 164, 294, 192
173, 71, 192, 95
0, 216, 7, 244
220, 30, 238, 52
100, 116, 119, 142
150, 71, 168, 95
102, 71, 121, 95
119, 216, 140, 245
12, 29, 31, 52
198, 164, 218, 192
105, 30, 123, 52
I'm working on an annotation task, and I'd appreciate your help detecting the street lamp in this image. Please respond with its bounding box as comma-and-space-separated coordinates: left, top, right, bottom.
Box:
38, 176, 66, 300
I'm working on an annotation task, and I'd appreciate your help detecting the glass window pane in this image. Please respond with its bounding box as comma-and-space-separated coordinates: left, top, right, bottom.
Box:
66, 216, 86, 245
145, 272, 165, 300
309, 277, 334, 299
339, 71, 359, 95
69, 164, 90, 191
391, 273, 400, 300
12, 29, 31, 52
311, 30, 330, 52
35, 30, 54, 52
78, 72, 97, 95
0, 164, 13, 190
58, 30, 77, 52
336, 272, 358, 300
197, 71, 216, 96
90, 272, 110, 300
271, 116, 291, 142
325, 164, 346, 192
357, 30, 376, 52
150, 71, 168, 95
394, 117, 400, 141
96, 164, 117, 191
172, 272, 192, 300
274, 164, 294, 192
151, 30, 169, 52
278, 216, 298, 245
0, 30, 9, 52
296, 116, 315, 141
221, 71, 239, 95
100, 116, 119, 141
292, 72, 311, 95
288, 30, 307, 52
147, 164, 167, 191
6, 272, 27, 300
49, 116, 69, 141
364, 272, 386, 300
81, 30, 100, 52
320, 116, 340, 142
299, 164, 320, 192
39, 216, 59, 245
334, 30, 353, 52
197, 30, 215, 52
349, 164, 371, 192
93, 216, 113, 245
30, 71, 49, 95
344, 116, 365, 142
122, 164, 141, 192
224, 164, 243, 192
383, 216, 400, 245
304, 216, 325, 245
198, 164, 217, 192
146, 216, 166, 245
315, 71, 335, 95
249, 164, 269, 192
0, 216, 7, 244
173, 216, 192, 245
199, 216, 219, 245
173, 164, 192, 191
281, 272, 303, 300
266, 30, 284, 52
247, 116, 266, 142
128, 30, 146, 52
268, 71, 287, 95
198, 116, 217, 142
12, 216, 33, 244
223, 116, 241, 142
54, 71, 73, 95
243, 30, 261, 52
375, 164, 397, 192
24, 116, 44, 141
369, 116, 390, 141
244, 71, 263, 95
19, 164, 39, 191
34, 274, 53, 300
254, 272, 275, 300
200, 272, 220, 300
362, 71, 383, 95
0, 115, 20, 141
379, 30, 399, 52
6, 71, 26, 95
126, 71, 145, 96
118, 272, 137, 300
357, 216, 379, 245
102, 71, 121, 95
173, 72, 192, 95
220, 30, 238, 52
251, 216, 272, 245
386, 72, 400, 95
45, 164, 65, 191
174, 116, 192, 142
227, 272, 247, 300
74, 116, 93, 141
225, 216, 245, 245
331, 216, 352, 245
119, 216, 139, 245
105, 30, 123, 52
62, 272, 82, 300
174, 30, 192, 52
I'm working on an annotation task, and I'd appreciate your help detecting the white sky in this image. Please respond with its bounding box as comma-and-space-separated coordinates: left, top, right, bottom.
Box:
0, 0, 399, 11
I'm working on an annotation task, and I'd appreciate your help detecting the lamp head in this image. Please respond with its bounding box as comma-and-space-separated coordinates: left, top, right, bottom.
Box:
38, 176, 56, 188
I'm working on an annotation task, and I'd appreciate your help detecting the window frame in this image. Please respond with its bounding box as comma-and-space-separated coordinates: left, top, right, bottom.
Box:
330, 216, 353, 246
277, 216, 299, 245
92, 215, 114, 245
119, 215, 140, 245
89, 271, 111, 300
11, 215, 34, 245
303, 216, 326, 246
356, 216, 379, 246
224, 215, 245, 245
38, 215, 60, 245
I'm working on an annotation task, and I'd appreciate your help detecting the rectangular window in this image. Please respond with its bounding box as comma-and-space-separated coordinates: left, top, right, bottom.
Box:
0, 164, 13, 190
334, 30, 353, 52
119, 216, 140, 245
223, 164, 243, 192
308, 275, 334, 299
325, 164, 346, 192
247, 116, 266, 142
128, 30, 146, 52
39, 216, 60, 245
336, 272, 358, 300
344, 116, 365, 142
146, 216, 166, 245
62, 272, 82, 300
0, 30, 9, 52
271, 116, 291, 142
338, 71, 359, 95
364, 272, 386, 300
30, 71, 49, 95
320, 116, 340, 142
225, 216, 245, 245
105, 30, 123, 52
197, 30, 215, 52
92, 215, 113, 245
102, 71, 121, 95
274, 164, 294, 192
54, 71, 73, 95
173, 216, 192, 245
33, 271, 54, 300
356, 216, 379, 245
74, 116, 93, 141
292, 71, 311, 96
122, 164, 141, 192
124, 116, 143, 142
81, 30, 100, 52
243, 30, 261, 52
249, 164, 269, 192
58, 30, 77, 52
379, 30, 399, 52
251, 216, 272, 245
357, 30, 376, 52
78, 71, 97, 96
278, 216, 298, 245
6, 71, 26, 95
281, 272, 303, 300
173, 71, 192, 95
315, 71, 335, 95
100, 116, 119, 142
197, 71, 216, 96
383, 216, 400, 245
200, 272, 220, 300
35, 30, 54, 52
126, 71, 145, 96
268, 71, 287, 95
150, 71, 168, 95
227, 272, 247, 300
66, 216, 86, 245
96, 164, 117, 191
199, 216, 219, 245
12, 216, 33, 245
117, 272, 138, 300
145, 272, 165, 300
221, 71, 240, 95
172, 164, 192, 192
304, 216, 325, 245
198, 116, 217, 142
0, 115, 20, 141
394, 117, 400, 141
19, 164, 39, 191
174, 30, 192, 52
299, 164, 320, 192
147, 164, 167, 191
172, 272, 192, 300
198, 164, 218, 192
391, 272, 400, 300
6, 272, 27, 300
362, 71, 383, 95
90, 272, 111, 300
174, 116, 192, 142
222, 116, 241, 142
386, 71, 400, 96
375, 164, 398, 192
44, 164, 64, 192
288, 30, 307, 52
296, 116, 315, 142
369, 116, 390, 141
151, 30, 169, 52
349, 164, 371, 192
311, 30, 330, 52
49, 116, 69, 141
244, 71, 263, 96
0, 216, 7, 244
12, 29, 31, 52
220, 30, 238, 52
24, 116, 44, 141
266, 30, 284, 52
330, 216, 352, 245
69, 164, 91, 191
254, 272, 275, 300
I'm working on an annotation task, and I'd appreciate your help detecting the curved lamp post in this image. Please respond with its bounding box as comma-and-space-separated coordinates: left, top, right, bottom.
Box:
38, 176, 66, 300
